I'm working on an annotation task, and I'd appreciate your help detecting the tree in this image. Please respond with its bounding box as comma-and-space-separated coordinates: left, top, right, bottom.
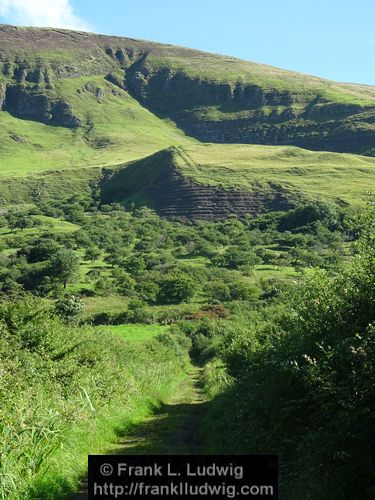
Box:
94, 276, 113, 296
207, 281, 232, 302
136, 277, 160, 303
7, 213, 34, 232
14, 216, 34, 231
84, 246, 101, 262
20, 238, 61, 263
49, 249, 80, 288
212, 246, 261, 269
86, 268, 101, 281
278, 201, 339, 232
228, 280, 259, 301
158, 273, 197, 304
255, 248, 277, 265
104, 248, 127, 268
122, 255, 146, 274
112, 268, 136, 296
63, 202, 85, 223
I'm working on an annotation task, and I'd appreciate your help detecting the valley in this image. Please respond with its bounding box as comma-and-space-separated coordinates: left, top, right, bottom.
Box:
0, 23, 374, 500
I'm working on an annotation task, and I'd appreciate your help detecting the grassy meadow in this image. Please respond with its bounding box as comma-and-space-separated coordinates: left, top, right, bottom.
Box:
96, 323, 167, 343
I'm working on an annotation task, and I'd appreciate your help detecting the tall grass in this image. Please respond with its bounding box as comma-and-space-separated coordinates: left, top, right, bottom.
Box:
0, 298, 188, 499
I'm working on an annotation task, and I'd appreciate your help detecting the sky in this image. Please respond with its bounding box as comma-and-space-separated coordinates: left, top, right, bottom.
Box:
0, 0, 374, 85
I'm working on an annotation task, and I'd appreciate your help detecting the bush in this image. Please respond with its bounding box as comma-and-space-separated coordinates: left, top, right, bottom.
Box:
89, 311, 115, 325
207, 219, 375, 499
55, 295, 84, 321
156, 329, 192, 360
170, 318, 223, 362
207, 281, 232, 302
228, 280, 259, 301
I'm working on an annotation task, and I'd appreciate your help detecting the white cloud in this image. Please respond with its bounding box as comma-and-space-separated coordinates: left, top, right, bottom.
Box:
0, 0, 90, 31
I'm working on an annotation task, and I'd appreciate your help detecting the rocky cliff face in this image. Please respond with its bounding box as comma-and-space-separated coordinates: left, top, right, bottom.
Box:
180, 113, 375, 153
0, 57, 81, 127
0, 25, 375, 152
3, 85, 80, 127
122, 58, 375, 154
144, 163, 293, 220
100, 149, 295, 220
125, 60, 298, 112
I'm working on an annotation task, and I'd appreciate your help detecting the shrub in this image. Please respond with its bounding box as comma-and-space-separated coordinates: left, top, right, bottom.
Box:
207, 216, 375, 499
55, 295, 84, 321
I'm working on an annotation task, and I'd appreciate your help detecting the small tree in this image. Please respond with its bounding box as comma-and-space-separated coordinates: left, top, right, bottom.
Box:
84, 246, 101, 262
14, 216, 35, 231
50, 248, 80, 289
158, 273, 197, 304
136, 277, 160, 303
7, 214, 34, 232
94, 276, 113, 296
229, 280, 259, 301
112, 268, 136, 296
207, 281, 232, 302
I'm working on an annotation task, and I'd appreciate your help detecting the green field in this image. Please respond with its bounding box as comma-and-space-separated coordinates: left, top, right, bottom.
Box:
0, 216, 80, 249
96, 324, 167, 343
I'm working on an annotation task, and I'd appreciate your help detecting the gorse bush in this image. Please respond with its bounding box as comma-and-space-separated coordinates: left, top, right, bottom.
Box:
0, 298, 187, 499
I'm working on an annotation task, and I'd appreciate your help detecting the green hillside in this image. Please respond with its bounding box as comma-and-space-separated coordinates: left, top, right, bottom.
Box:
0, 76, 193, 176
99, 145, 375, 220
173, 144, 375, 204
1, 23, 375, 165
0, 24, 374, 216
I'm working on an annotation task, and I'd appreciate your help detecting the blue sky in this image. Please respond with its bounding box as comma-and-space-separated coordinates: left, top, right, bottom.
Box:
0, 0, 374, 85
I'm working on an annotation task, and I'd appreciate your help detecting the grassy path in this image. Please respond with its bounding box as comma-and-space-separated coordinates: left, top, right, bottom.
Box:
114, 365, 206, 455
69, 365, 206, 498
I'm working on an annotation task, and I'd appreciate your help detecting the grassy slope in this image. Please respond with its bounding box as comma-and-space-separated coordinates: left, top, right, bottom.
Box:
172, 144, 375, 205
146, 52, 375, 105
1, 25, 374, 103
30, 334, 188, 499
0, 25, 374, 209
0, 76, 193, 176
0, 216, 79, 244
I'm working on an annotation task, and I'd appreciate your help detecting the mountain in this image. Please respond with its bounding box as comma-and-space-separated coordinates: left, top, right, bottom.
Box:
1, 24, 375, 216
